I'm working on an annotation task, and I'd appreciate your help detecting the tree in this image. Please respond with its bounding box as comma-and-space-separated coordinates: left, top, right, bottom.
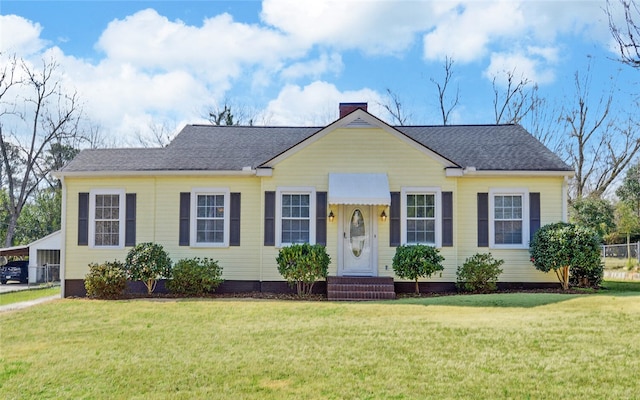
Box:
13, 187, 61, 245
492, 69, 538, 125
561, 67, 640, 199
206, 101, 257, 126
276, 243, 330, 297
0, 55, 82, 246
125, 242, 172, 295
570, 197, 616, 239
607, 0, 640, 68
529, 222, 602, 290
431, 56, 460, 125
616, 160, 640, 216
380, 88, 410, 126
392, 244, 444, 294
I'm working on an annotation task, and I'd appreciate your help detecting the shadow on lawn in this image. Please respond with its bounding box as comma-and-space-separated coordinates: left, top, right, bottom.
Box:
392, 285, 640, 308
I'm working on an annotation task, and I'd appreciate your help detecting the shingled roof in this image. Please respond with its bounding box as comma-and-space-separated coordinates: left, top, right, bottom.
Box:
59, 121, 572, 174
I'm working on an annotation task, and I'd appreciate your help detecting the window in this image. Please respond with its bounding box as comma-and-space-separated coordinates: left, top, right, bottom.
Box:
489, 189, 529, 249
190, 188, 230, 247
89, 189, 125, 248
276, 187, 316, 246
401, 187, 441, 246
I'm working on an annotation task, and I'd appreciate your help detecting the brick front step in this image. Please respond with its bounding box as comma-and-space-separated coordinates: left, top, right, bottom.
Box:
327, 276, 395, 301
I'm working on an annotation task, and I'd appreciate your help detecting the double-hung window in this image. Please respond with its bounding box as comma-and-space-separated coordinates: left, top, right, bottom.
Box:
191, 188, 230, 247
276, 187, 316, 246
489, 188, 529, 249
401, 187, 441, 247
89, 189, 125, 248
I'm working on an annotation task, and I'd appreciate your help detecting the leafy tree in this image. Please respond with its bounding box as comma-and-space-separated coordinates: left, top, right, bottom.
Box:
570, 197, 615, 239
12, 187, 61, 245
276, 243, 330, 297
392, 244, 444, 294
616, 161, 640, 216
125, 243, 172, 295
529, 222, 602, 290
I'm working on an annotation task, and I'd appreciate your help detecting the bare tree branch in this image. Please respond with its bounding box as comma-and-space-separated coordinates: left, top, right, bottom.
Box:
608, 0, 640, 68
379, 88, 410, 126
431, 56, 459, 125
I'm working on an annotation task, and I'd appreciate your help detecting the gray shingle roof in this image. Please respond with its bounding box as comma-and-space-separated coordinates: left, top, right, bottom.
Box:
59, 123, 572, 173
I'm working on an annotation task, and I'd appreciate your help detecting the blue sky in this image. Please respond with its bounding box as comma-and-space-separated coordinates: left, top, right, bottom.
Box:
1, 0, 637, 146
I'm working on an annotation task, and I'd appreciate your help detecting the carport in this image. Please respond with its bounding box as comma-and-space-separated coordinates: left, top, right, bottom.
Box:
0, 231, 61, 284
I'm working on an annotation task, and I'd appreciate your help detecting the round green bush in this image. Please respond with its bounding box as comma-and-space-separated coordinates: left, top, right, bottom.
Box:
276, 243, 330, 297
84, 261, 127, 299
456, 253, 504, 293
125, 242, 172, 294
392, 244, 444, 294
529, 222, 602, 289
166, 257, 224, 296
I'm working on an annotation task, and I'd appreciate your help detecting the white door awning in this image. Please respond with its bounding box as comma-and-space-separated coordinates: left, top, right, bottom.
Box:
328, 173, 391, 205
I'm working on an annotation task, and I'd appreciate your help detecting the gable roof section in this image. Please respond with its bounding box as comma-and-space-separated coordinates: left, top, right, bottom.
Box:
57, 110, 572, 176
259, 108, 459, 169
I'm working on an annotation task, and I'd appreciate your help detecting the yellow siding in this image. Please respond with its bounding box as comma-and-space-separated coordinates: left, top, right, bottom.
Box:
62, 125, 568, 287
63, 175, 262, 280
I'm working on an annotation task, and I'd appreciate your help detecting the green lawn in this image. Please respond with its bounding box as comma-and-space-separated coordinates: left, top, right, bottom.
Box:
1, 282, 640, 399
0, 286, 60, 306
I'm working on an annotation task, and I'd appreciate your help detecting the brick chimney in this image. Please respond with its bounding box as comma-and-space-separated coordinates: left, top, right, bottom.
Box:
339, 102, 367, 118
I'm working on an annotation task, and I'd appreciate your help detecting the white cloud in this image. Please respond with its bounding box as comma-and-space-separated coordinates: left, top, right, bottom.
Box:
280, 52, 343, 80
263, 81, 383, 125
484, 48, 558, 85
423, 1, 526, 62
260, 0, 437, 55
0, 15, 46, 55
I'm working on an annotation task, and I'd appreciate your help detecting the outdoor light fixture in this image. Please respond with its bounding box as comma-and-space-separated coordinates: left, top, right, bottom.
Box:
380, 210, 387, 221
328, 210, 335, 222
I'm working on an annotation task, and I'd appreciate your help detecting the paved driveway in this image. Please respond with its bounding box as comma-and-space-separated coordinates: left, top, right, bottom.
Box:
0, 283, 33, 293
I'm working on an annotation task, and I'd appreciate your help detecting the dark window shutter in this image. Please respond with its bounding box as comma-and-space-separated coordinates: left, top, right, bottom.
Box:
125, 193, 136, 246
179, 192, 190, 246
264, 191, 275, 246
442, 191, 453, 247
230, 192, 241, 246
390, 192, 401, 247
477, 193, 489, 247
529, 192, 541, 242
78, 192, 89, 246
316, 192, 327, 246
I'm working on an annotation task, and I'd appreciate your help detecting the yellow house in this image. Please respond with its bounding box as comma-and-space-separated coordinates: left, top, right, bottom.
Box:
54, 103, 574, 298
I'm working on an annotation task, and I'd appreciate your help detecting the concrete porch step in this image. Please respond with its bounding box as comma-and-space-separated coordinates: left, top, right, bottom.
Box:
327, 276, 395, 301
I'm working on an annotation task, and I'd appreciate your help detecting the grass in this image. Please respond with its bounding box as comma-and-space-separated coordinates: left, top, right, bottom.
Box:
0, 286, 60, 306
1, 282, 640, 399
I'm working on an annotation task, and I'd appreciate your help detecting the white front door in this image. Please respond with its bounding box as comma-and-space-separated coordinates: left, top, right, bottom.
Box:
341, 205, 376, 276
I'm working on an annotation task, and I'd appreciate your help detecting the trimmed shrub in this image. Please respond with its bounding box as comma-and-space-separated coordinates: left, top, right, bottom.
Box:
456, 253, 504, 293
530, 222, 602, 290
392, 244, 444, 294
276, 243, 330, 297
125, 242, 172, 295
84, 261, 127, 299
167, 258, 224, 296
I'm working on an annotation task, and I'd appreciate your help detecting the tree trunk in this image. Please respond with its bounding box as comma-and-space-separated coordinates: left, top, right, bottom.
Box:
415, 279, 420, 295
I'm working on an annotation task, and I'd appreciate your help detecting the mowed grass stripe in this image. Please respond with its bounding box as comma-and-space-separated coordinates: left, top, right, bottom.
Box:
1, 286, 639, 399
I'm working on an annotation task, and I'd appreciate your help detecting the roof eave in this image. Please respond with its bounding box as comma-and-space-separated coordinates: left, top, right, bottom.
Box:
453, 169, 575, 177
52, 169, 257, 178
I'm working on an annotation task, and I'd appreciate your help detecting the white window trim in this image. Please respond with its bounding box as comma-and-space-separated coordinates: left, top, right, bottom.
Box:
190, 188, 230, 248
89, 188, 126, 249
401, 187, 442, 247
489, 188, 529, 249
276, 187, 316, 247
